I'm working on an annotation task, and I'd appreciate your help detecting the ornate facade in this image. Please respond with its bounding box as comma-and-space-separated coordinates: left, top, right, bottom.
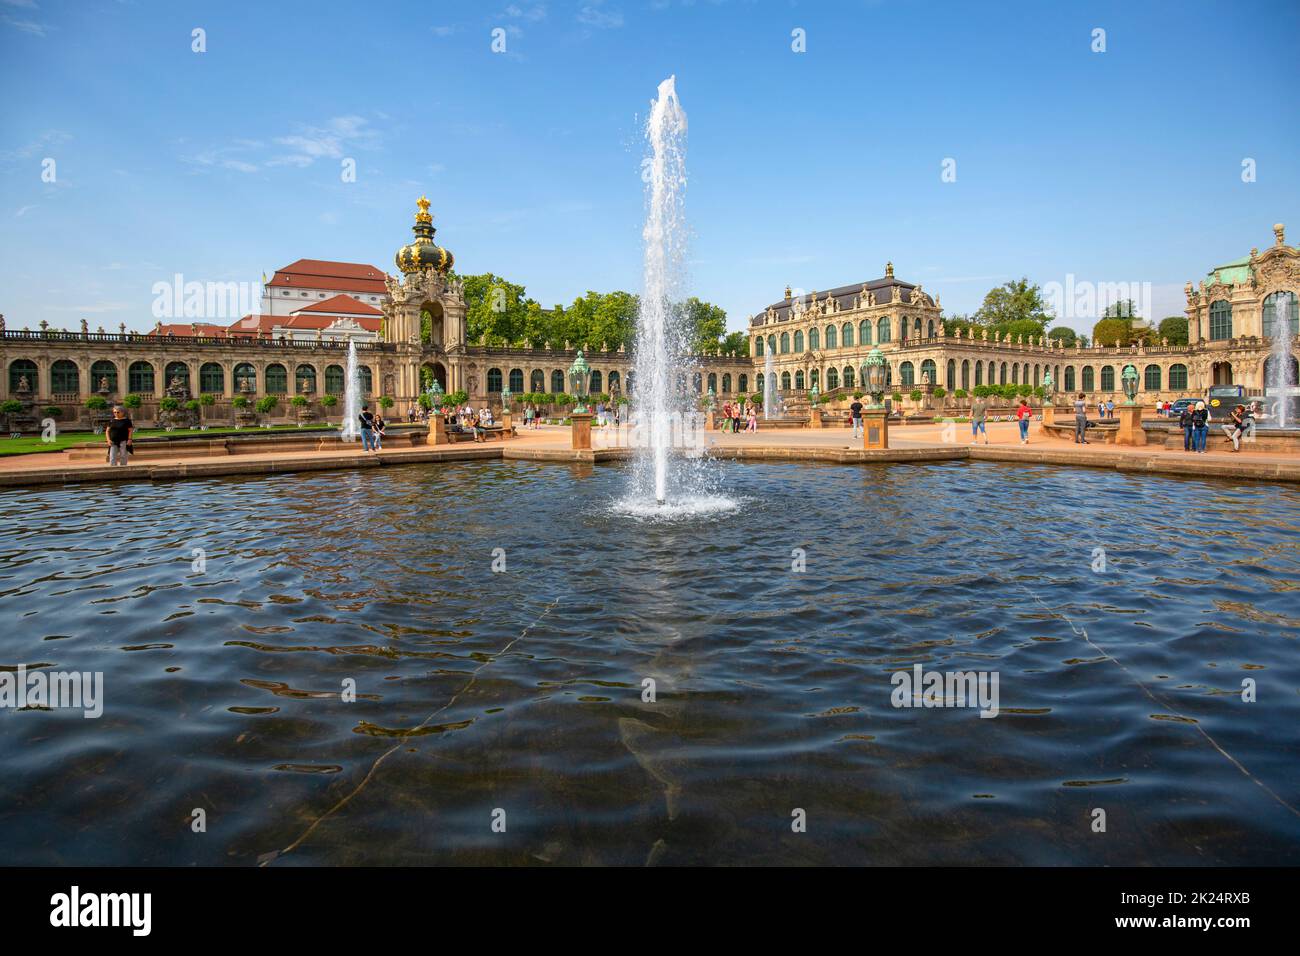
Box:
2, 208, 1294, 427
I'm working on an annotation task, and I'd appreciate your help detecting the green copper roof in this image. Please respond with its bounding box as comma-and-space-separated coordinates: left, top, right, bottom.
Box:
1205, 256, 1251, 286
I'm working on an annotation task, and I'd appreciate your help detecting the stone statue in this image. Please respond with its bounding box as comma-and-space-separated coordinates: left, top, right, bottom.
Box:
16, 375, 29, 392
80, 319, 88, 335
98, 376, 110, 392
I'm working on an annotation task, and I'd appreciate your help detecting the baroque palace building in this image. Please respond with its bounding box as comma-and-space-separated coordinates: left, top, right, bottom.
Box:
748, 224, 1298, 406
2, 201, 1296, 425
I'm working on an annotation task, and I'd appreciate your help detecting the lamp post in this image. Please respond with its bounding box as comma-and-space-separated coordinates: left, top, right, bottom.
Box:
424, 378, 447, 446
864, 348, 887, 408
568, 350, 594, 450
1040, 369, 1056, 428
1115, 363, 1147, 447
499, 386, 512, 432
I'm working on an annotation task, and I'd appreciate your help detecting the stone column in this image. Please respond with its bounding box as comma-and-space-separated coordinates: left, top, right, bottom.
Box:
863, 407, 888, 449
570, 412, 593, 450
426, 413, 448, 445
1115, 403, 1147, 446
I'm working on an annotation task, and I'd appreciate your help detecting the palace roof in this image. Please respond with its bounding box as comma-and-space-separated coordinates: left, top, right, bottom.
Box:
291, 293, 384, 317
267, 259, 387, 294
752, 274, 931, 325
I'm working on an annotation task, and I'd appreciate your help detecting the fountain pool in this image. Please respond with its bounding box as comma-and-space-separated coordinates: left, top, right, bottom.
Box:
2, 458, 1298, 865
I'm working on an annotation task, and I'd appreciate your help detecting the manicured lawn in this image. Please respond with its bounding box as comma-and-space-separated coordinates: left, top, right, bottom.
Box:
0, 423, 337, 456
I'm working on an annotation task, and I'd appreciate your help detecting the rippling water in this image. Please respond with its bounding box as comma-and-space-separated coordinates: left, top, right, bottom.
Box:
2, 460, 1298, 865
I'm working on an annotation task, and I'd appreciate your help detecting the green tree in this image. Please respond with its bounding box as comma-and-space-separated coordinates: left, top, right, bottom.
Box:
1093, 317, 1134, 346
457, 272, 532, 345
1158, 315, 1189, 345
681, 297, 727, 354
591, 291, 639, 351
1047, 326, 1078, 347
974, 278, 1053, 333
720, 331, 748, 357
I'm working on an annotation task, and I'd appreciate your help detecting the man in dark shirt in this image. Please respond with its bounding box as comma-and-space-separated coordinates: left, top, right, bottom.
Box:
359, 405, 378, 452
850, 399, 864, 439
105, 405, 133, 465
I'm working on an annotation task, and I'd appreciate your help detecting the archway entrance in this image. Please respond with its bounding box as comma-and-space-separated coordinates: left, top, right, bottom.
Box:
420, 302, 444, 348
421, 362, 447, 392
1212, 361, 1233, 385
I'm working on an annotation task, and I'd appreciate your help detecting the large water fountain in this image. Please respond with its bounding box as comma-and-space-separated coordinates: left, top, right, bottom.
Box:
630, 76, 689, 506
339, 340, 362, 441
1266, 293, 1296, 429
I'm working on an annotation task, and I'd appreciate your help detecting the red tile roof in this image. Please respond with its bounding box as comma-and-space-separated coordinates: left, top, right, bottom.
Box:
155, 323, 231, 337
228, 313, 381, 334
291, 293, 384, 317
268, 259, 387, 294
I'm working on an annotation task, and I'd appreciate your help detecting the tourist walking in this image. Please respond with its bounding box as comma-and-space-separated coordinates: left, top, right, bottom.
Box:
970, 395, 989, 444
1191, 400, 1210, 453
105, 404, 133, 466
731, 402, 741, 432
850, 397, 864, 439
1073, 392, 1089, 444
359, 404, 377, 452
746, 403, 758, 432
373, 412, 386, 450
1015, 398, 1032, 444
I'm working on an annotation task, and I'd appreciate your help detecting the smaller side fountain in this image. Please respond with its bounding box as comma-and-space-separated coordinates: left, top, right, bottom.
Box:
157, 375, 200, 430
233, 379, 257, 428
4, 374, 39, 435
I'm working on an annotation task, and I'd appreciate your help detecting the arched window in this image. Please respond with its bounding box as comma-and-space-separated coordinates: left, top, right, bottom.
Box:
1100, 365, 1115, 391
608, 370, 621, 393
843, 366, 854, 388
921, 359, 936, 385
738, 374, 748, 393
551, 370, 565, 393
780, 371, 791, 390
1168, 364, 1187, 390
810, 369, 820, 390
999, 362, 1007, 385
235, 363, 257, 392
859, 319, 871, 346
128, 361, 155, 394
324, 365, 344, 394
295, 364, 316, 393
200, 362, 223, 394
946, 359, 956, 390
826, 367, 838, 389
590, 370, 602, 394
841, 322, 853, 347
626, 370, 635, 394
774, 332, 787, 353
961, 360, 970, 390
899, 318, 908, 341
974, 361, 983, 386
914, 317, 922, 337
531, 369, 545, 392
756, 373, 764, 393
487, 368, 503, 392
91, 360, 119, 393
927, 319, 936, 338
358, 366, 373, 394
900, 361, 915, 386
808, 327, 820, 350
8, 359, 37, 393
767, 334, 776, 355
265, 363, 288, 394
877, 317, 891, 343
1263, 291, 1298, 339
51, 360, 79, 394
755, 336, 764, 357
509, 368, 524, 392
707, 372, 717, 393
795, 370, 805, 390
722, 373, 731, 393
794, 330, 804, 353
1064, 366, 1076, 391
1209, 299, 1232, 340
1144, 364, 1161, 391
1012, 364, 1019, 385
885, 363, 893, 388
825, 325, 837, 349
1082, 366, 1095, 391
164, 362, 189, 389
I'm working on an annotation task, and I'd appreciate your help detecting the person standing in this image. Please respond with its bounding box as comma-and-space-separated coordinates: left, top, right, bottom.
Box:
970, 395, 989, 444
1191, 400, 1209, 453
1014, 398, 1033, 444
105, 404, 133, 466
373, 411, 386, 450
746, 402, 758, 432
1178, 403, 1194, 451
1106, 398, 1115, 419
850, 397, 864, 439
359, 404, 377, 452
1073, 392, 1089, 444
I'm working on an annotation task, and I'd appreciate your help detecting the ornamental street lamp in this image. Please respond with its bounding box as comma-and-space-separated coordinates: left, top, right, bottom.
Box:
1042, 369, 1054, 404
500, 386, 512, 413
1121, 364, 1139, 405
864, 348, 887, 408
568, 350, 592, 414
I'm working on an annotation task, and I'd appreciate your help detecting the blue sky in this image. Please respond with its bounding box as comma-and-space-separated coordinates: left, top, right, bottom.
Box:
2, 0, 1298, 335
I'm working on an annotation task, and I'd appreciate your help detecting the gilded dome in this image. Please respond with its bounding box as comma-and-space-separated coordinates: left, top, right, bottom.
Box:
395, 196, 454, 275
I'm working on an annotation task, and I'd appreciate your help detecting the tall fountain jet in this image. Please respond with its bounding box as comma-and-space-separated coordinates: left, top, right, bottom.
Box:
340, 340, 362, 441
632, 76, 689, 505
1267, 294, 1295, 429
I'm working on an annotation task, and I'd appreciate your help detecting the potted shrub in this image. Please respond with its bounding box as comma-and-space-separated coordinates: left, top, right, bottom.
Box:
42, 405, 62, 419
909, 389, 923, 405
123, 393, 142, 410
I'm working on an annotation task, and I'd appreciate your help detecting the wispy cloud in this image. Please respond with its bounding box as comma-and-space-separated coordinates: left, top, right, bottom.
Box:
2, 0, 48, 37
183, 117, 382, 174
577, 1, 623, 29
14, 204, 35, 218
0, 129, 71, 162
